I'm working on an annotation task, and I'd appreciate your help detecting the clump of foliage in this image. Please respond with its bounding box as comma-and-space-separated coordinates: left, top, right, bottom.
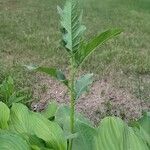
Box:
0, 76, 28, 107
0, 101, 149, 149
0, 101, 67, 150
0, 0, 149, 149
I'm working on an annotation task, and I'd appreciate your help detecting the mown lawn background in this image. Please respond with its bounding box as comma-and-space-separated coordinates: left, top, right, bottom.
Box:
0, 0, 150, 101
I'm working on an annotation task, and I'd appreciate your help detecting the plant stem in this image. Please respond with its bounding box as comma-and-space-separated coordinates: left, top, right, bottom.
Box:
68, 56, 76, 150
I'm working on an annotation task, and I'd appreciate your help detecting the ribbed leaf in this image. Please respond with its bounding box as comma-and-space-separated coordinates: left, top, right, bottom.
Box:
75, 29, 122, 67
75, 74, 93, 100
58, 0, 86, 53
31, 113, 67, 150
9, 103, 34, 134
9, 103, 67, 150
0, 102, 10, 129
95, 117, 149, 150
25, 65, 68, 86
0, 131, 30, 150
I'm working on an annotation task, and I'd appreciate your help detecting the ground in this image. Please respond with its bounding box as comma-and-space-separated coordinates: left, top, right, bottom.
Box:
0, 0, 150, 124
31, 74, 149, 125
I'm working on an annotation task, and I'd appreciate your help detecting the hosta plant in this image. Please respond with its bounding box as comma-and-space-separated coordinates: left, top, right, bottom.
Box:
0, 101, 149, 150
0, 101, 67, 150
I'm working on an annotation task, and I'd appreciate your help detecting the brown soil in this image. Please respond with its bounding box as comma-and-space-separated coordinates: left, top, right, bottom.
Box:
32, 74, 150, 125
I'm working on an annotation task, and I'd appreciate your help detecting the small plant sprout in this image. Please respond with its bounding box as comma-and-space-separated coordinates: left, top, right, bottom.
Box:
26, 0, 122, 149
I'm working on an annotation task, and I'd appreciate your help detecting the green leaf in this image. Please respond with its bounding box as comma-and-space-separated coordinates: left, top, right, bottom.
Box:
95, 117, 149, 150
138, 112, 150, 137
31, 113, 67, 150
58, 0, 86, 53
27, 135, 47, 149
9, 103, 67, 150
41, 101, 58, 119
55, 105, 73, 135
0, 76, 14, 105
75, 29, 122, 67
9, 103, 34, 134
1, 76, 14, 97
55, 105, 96, 150
25, 65, 68, 86
0, 131, 30, 150
0, 76, 26, 107
0, 102, 10, 129
55, 105, 93, 131
75, 74, 93, 100
132, 112, 150, 147
134, 126, 150, 148
72, 122, 96, 150
8, 93, 25, 107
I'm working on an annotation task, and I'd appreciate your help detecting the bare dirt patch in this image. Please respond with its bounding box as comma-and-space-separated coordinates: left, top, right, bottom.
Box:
32, 74, 150, 125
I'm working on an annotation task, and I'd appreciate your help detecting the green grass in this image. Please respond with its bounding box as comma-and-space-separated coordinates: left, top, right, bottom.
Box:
0, 0, 150, 101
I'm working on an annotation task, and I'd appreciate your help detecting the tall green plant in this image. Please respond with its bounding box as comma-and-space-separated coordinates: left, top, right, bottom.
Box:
27, 0, 122, 149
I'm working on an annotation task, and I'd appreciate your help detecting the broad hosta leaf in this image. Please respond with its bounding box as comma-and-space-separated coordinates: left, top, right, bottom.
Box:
9, 103, 34, 133
58, 0, 86, 53
75, 74, 93, 100
0, 131, 30, 150
95, 117, 149, 150
31, 113, 67, 150
55, 105, 96, 150
9, 103, 67, 150
41, 101, 58, 119
25, 65, 68, 86
75, 29, 122, 67
0, 102, 10, 129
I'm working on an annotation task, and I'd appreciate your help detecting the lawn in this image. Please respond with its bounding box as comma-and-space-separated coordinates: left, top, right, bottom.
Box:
0, 0, 150, 102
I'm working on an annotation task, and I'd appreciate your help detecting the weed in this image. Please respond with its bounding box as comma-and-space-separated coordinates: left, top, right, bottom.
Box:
27, 0, 122, 149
